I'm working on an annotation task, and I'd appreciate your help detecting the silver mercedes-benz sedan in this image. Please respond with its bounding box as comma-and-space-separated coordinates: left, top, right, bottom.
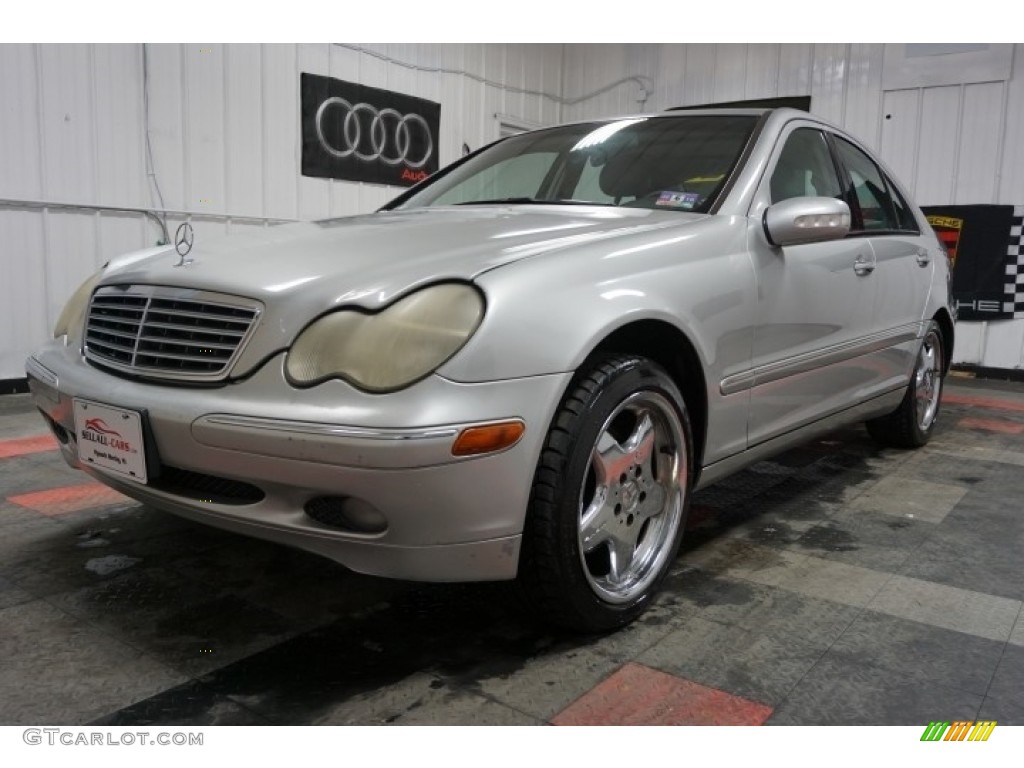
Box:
27, 108, 953, 631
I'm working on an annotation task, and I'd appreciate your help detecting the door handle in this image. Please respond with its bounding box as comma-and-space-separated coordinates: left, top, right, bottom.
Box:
854, 256, 875, 276
916, 250, 931, 267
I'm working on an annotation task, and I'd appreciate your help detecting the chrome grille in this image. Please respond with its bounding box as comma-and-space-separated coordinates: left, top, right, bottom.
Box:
84, 286, 260, 382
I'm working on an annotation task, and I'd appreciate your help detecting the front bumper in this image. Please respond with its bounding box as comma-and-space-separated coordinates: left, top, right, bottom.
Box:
26, 343, 571, 582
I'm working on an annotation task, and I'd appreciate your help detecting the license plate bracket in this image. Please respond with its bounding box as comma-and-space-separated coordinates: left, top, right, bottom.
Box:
72, 399, 149, 484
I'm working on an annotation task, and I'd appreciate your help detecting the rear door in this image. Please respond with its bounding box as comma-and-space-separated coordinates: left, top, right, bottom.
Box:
831, 136, 931, 384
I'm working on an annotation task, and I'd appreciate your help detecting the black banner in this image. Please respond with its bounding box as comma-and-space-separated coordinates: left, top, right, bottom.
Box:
300, 73, 441, 187
922, 204, 1024, 321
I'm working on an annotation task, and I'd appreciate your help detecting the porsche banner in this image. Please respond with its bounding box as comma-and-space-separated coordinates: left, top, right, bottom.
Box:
922, 205, 1024, 322
300, 73, 441, 187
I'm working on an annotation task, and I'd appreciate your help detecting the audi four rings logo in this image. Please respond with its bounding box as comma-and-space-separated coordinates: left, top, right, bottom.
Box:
301, 73, 441, 186
315, 98, 434, 169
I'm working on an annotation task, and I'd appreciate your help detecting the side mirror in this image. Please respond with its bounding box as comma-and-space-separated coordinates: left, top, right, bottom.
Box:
763, 197, 851, 247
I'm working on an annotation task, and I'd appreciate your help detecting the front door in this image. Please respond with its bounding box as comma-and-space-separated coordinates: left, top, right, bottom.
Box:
745, 124, 880, 446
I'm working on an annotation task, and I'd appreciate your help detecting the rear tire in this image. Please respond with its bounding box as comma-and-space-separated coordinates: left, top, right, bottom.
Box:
866, 320, 945, 449
518, 355, 693, 633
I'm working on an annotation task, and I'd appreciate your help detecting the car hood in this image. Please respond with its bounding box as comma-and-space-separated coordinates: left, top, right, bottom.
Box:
100, 205, 709, 375
105, 205, 703, 310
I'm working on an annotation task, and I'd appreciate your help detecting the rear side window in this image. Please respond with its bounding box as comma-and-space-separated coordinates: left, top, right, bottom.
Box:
834, 138, 898, 232
885, 174, 920, 233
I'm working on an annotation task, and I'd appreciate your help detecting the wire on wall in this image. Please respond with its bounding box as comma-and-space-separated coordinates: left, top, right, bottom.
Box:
141, 43, 170, 244
332, 43, 654, 110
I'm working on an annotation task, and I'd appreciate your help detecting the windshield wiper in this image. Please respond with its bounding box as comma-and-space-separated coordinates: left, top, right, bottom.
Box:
452, 198, 600, 206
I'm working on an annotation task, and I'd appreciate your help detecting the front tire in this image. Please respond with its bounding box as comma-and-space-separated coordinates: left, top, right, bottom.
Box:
866, 320, 945, 448
518, 355, 693, 633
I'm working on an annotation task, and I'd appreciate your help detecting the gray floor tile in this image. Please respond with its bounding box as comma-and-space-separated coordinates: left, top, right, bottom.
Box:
47, 566, 301, 677
847, 476, 967, 524
868, 575, 1020, 642
826, 611, 1004, 696
769, 655, 983, 725
734, 589, 861, 646
472, 645, 620, 720
977, 697, 1024, 726
793, 510, 932, 572
661, 567, 774, 627
1010, 609, 1024, 648
774, 555, 892, 608
681, 538, 808, 587
0, 600, 185, 724
637, 616, 826, 706
985, 643, 1024, 711
0, 576, 33, 610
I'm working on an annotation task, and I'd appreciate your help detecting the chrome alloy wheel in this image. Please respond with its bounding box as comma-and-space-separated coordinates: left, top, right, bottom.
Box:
914, 330, 943, 432
576, 391, 688, 604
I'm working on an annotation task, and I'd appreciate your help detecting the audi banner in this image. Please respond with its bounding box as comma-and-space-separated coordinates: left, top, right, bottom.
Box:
300, 72, 441, 187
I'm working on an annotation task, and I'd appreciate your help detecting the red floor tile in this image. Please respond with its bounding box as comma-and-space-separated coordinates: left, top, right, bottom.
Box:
958, 417, 1024, 434
7, 483, 127, 517
551, 662, 773, 726
0, 434, 58, 459
944, 393, 1024, 413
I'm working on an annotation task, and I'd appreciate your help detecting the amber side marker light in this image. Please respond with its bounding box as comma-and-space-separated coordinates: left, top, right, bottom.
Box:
452, 421, 526, 457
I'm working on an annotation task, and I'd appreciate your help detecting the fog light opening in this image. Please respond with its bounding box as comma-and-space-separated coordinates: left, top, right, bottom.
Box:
39, 409, 70, 445
304, 496, 388, 534
451, 420, 525, 457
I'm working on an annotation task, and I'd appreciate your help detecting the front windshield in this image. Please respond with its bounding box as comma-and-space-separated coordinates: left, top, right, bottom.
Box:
397, 114, 759, 214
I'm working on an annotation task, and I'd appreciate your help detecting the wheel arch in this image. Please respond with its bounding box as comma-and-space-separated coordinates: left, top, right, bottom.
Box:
933, 308, 955, 374
586, 319, 709, 479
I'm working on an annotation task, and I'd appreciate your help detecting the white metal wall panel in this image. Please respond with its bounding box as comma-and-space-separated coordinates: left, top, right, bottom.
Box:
912, 86, 961, 205
261, 43, 299, 221
93, 45, 145, 208
713, 45, 747, 103
0, 45, 43, 199
44, 211, 98, 324
843, 44, 884, 152
224, 44, 264, 218
184, 45, 227, 218
653, 45, 686, 112
297, 43, 330, 222
979, 320, 1024, 369
951, 322, 985, 363
879, 89, 920, 192
145, 44, 186, 211
777, 44, 813, 99
955, 81, 1004, 204
98, 213, 149, 262
682, 45, 717, 108
38, 45, 97, 202
810, 43, 848, 124
745, 45, 780, 101
0, 210, 48, 377
999, 48, 1024, 202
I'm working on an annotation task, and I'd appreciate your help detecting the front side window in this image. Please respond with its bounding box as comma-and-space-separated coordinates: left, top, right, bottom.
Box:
398, 115, 759, 214
834, 138, 899, 232
769, 128, 843, 203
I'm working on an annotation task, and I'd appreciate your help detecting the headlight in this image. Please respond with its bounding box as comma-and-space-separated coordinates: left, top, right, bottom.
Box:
285, 283, 485, 392
53, 270, 103, 342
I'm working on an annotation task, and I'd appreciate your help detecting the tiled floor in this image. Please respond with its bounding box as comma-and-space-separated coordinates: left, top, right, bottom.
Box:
1, 376, 1023, 726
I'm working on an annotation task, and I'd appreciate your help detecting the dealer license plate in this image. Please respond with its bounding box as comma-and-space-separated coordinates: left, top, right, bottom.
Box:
72, 399, 148, 483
